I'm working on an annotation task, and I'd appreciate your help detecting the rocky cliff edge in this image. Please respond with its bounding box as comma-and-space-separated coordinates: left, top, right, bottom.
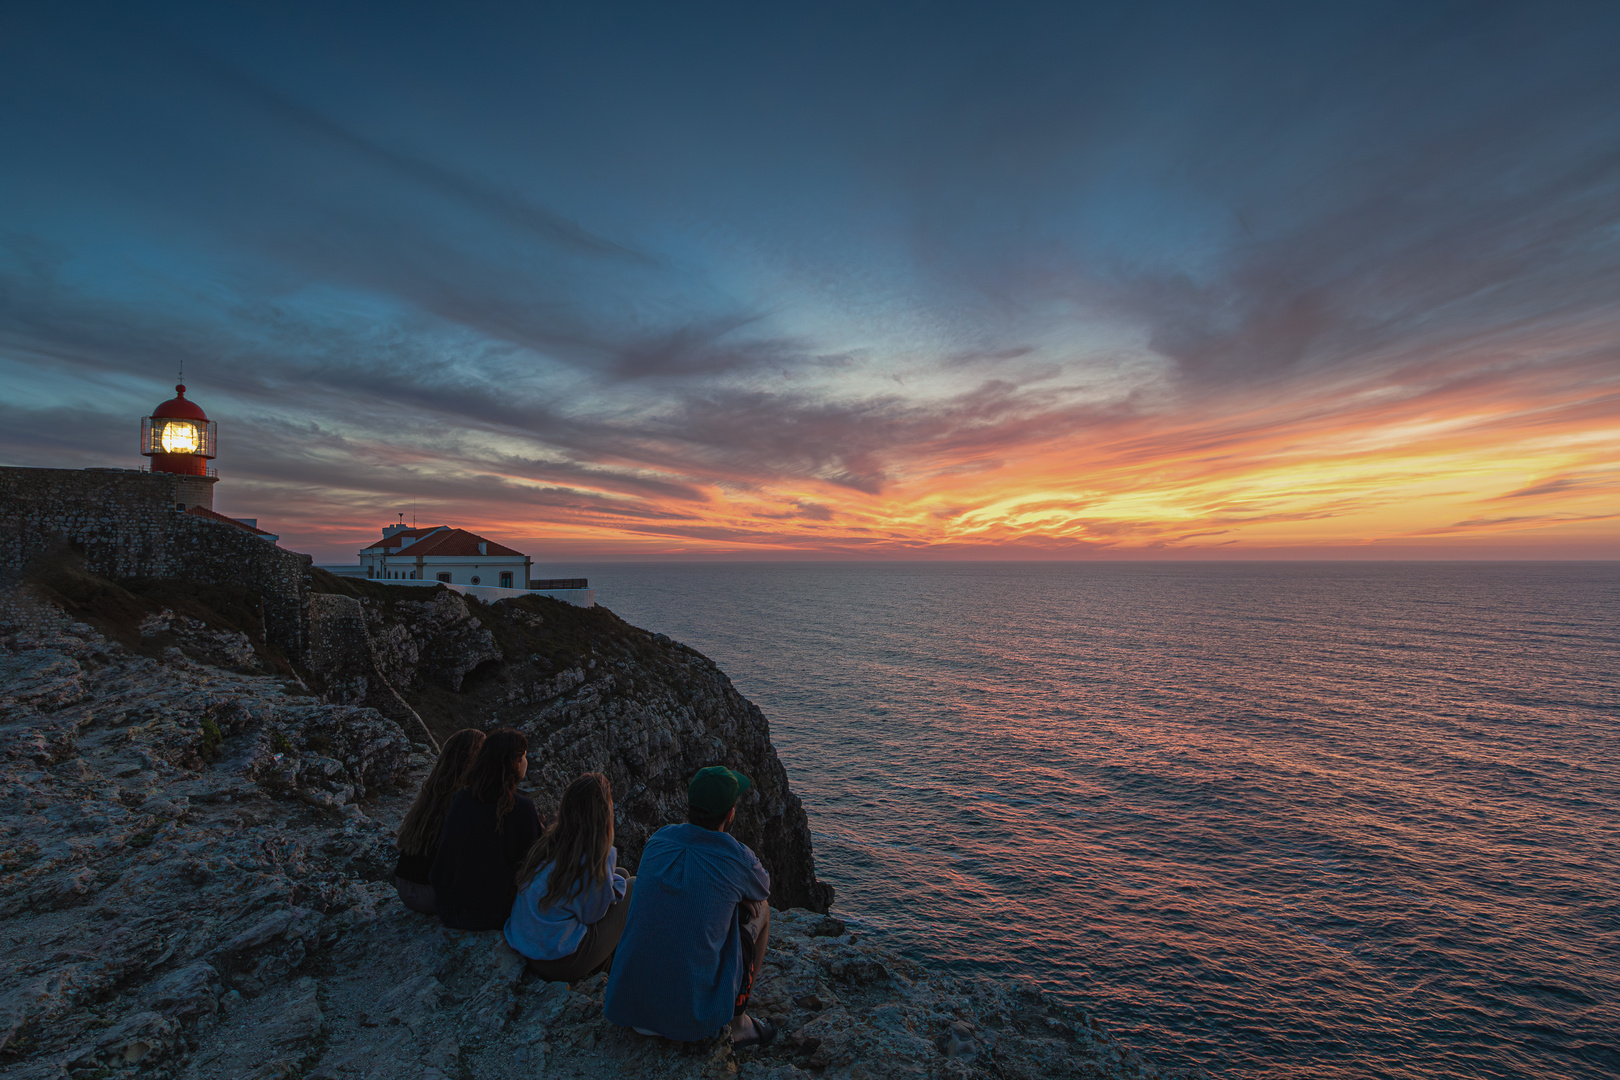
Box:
302, 572, 831, 912
0, 580, 1205, 1080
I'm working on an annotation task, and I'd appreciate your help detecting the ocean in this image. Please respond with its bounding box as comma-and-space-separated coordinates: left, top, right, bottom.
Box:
567, 561, 1618, 1079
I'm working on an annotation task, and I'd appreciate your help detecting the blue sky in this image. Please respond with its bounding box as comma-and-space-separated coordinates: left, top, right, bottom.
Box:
3, 2, 1617, 559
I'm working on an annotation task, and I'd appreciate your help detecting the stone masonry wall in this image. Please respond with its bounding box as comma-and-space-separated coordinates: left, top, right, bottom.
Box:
0, 466, 311, 659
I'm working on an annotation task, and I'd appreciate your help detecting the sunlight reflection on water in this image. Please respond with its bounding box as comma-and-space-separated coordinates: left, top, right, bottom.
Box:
572, 561, 1619, 1080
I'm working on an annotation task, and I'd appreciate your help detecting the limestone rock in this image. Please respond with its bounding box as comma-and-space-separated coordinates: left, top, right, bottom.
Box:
305, 593, 436, 746
0, 649, 87, 713
141, 609, 265, 671
0, 584, 1207, 1080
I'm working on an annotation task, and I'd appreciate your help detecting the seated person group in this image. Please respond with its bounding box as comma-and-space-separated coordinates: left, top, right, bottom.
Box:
393, 727, 777, 1046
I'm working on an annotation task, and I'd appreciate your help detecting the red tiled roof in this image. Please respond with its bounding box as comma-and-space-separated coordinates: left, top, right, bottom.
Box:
405, 528, 526, 559
365, 526, 446, 553
187, 505, 275, 537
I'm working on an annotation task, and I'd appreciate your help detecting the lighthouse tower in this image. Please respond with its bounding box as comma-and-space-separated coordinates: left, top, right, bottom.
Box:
140, 384, 219, 511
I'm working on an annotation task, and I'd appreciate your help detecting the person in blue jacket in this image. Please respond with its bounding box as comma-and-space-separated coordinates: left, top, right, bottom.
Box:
603, 766, 776, 1046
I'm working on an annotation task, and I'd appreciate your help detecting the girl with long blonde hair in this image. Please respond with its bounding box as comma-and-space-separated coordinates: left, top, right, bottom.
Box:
505, 772, 634, 982
393, 728, 485, 914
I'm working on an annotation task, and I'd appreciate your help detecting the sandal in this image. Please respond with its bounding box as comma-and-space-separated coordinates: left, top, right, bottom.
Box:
733, 1015, 777, 1048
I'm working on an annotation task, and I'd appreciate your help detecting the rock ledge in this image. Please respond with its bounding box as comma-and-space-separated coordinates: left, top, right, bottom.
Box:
0, 587, 1204, 1079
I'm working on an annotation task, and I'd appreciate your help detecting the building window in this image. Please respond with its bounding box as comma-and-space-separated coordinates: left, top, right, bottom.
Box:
499, 572, 513, 589
366, 567, 374, 578
470, 575, 481, 585
437, 572, 451, 583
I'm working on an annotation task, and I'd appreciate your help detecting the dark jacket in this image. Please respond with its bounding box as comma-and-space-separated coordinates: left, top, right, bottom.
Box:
394, 850, 434, 885
429, 789, 541, 930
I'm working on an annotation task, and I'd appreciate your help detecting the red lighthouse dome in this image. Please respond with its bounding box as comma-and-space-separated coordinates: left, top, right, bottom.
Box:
141, 384, 217, 476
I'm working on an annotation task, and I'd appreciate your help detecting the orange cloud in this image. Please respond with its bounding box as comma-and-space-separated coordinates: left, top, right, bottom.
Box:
247, 338, 1618, 562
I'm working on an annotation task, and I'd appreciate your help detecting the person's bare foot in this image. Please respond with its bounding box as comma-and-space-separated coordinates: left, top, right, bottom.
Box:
731, 1013, 777, 1046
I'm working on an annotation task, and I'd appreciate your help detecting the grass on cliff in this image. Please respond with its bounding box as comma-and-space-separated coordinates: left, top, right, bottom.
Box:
309, 568, 704, 739
18, 549, 297, 675
309, 567, 686, 672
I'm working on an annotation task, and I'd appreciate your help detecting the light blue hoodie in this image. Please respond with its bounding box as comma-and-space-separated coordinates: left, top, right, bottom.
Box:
603, 824, 771, 1040
504, 846, 628, 961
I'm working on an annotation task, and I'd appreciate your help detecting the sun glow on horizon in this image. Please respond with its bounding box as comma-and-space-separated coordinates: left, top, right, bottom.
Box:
233, 343, 1620, 563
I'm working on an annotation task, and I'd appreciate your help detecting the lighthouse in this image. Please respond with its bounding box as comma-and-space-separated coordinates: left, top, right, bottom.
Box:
140, 384, 219, 511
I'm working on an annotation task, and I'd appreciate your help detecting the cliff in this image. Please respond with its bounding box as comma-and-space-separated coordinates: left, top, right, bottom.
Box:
0, 469, 830, 908
1, 535, 830, 912
303, 571, 833, 913
0, 586, 1199, 1079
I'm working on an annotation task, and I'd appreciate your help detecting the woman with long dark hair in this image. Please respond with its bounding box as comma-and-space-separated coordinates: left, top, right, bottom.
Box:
429, 727, 541, 930
393, 728, 485, 914
505, 773, 634, 982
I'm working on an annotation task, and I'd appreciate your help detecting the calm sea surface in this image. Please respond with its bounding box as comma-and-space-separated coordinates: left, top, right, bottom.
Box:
566, 562, 1618, 1079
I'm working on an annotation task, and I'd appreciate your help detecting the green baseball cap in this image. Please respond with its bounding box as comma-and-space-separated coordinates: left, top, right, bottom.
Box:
688, 765, 753, 817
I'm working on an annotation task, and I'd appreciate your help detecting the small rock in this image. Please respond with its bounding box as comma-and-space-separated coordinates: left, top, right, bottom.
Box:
144, 961, 220, 1018
939, 1024, 976, 1058
422, 1036, 461, 1069
218, 907, 311, 954
53, 866, 96, 902
260, 984, 323, 1057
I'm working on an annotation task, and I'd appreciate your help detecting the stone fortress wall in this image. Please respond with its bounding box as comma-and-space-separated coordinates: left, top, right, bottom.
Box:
0, 466, 311, 659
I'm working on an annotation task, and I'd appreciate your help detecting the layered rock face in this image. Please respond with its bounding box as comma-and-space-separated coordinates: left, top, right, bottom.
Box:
306, 577, 833, 912
0, 591, 1198, 1080
0, 591, 412, 1075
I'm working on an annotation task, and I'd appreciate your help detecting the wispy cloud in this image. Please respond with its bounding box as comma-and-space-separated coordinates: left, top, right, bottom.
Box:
1, 3, 1618, 558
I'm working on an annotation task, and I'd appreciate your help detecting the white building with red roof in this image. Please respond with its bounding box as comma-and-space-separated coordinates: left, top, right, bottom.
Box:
358, 523, 530, 589
321, 523, 593, 606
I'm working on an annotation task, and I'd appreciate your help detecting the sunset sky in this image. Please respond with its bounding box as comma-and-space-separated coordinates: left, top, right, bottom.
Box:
2, 2, 1617, 562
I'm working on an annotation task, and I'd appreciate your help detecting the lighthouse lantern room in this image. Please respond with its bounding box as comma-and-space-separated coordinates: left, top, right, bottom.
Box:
139, 383, 219, 511
140, 384, 217, 476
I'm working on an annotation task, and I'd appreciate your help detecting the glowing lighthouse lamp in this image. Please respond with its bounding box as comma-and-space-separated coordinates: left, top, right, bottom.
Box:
140, 384, 217, 476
